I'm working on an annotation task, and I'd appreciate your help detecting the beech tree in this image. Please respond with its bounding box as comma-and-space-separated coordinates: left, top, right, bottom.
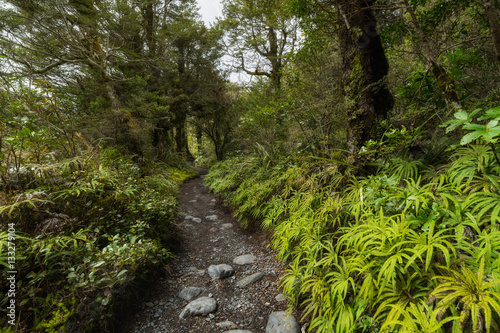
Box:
291, 0, 394, 161
219, 0, 299, 90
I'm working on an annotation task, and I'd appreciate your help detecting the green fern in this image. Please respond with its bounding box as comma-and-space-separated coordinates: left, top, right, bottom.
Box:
382, 301, 457, 333
389, 157, 424, 182
432, 257, 500, 333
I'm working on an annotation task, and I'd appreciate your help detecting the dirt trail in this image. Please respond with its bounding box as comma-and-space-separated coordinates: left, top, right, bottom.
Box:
122, 174, 290, 333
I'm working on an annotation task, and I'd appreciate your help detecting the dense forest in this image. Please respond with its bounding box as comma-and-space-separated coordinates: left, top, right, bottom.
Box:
1, 0, 500, 332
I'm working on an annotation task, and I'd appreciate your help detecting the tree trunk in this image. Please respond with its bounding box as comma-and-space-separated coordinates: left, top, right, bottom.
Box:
402, 0, 462, 110
174, 117, 194, 160
175, 121, 184, 154
484, 0, 500, 64
338, 0, 394, 162
143, 0, 156, 58
268, 26, 281, 90
196, 126, 203, 157
183, 124, 194, 160
105, 81, 121, 111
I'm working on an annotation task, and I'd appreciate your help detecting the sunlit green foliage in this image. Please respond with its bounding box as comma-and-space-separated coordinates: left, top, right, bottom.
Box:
206, 110, 500, 332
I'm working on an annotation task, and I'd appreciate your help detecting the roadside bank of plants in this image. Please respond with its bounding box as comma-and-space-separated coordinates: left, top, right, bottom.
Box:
0, 145, 194, 332
205, 108, 500, 333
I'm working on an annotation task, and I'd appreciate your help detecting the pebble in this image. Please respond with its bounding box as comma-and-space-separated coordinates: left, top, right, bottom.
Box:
275, 294, 286, 302
185, 266, 205, 276
216, 320, 238, 329
236, 272, 265, 288
205, 214, 218, 221
233, 254, 257, 265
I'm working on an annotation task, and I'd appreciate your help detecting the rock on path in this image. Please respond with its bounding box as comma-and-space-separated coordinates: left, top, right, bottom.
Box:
216, 321, 238, 329
179, 297, 217, 319
233, 254, 257, 265
236, 272, 265, 288
266, 311, 301, 333
179, 287, 203, 301
208, 264, 235, 279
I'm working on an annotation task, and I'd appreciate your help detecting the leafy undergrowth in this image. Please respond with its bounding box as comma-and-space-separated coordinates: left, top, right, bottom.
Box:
0, 148, 195, 332
206, 112, 500, 333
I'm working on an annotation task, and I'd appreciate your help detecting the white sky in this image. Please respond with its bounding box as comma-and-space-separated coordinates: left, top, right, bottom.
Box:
196, 0, 253, 84
197, 0, 223, 25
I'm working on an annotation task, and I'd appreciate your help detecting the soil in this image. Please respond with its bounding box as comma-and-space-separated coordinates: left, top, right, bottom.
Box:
121, 174, 297, 333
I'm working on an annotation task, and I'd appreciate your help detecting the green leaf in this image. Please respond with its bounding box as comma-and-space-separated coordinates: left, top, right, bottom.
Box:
460, 131, 482, 145
463, 123, 484, 131
455, 110, 469, 120
17, 127, 32, 137
479, 107, 500, 120
93, 260, 106, 268
486, 119, 499, 129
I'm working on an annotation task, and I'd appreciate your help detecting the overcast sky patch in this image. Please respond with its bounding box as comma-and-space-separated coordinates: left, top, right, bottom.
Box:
197, 0, 222, 25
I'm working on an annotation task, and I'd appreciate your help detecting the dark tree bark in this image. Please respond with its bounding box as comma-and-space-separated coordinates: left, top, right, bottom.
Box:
338, 0, 394, 162
484, 0, 500, 64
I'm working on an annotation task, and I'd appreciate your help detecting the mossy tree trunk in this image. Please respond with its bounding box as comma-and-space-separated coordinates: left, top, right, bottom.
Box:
338, 0, 394, 162
483, 0, 500, 65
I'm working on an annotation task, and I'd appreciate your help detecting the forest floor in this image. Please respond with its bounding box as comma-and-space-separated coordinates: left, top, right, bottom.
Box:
121, 173, 299, 333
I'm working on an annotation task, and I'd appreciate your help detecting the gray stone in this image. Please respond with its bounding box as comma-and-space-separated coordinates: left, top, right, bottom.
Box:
216, 320, 237, 329
275, 294, 286, 302
185, 266, 206, 277
192, 217, 202, 223
211, 199, 217, 202
266, 311, 300, 333
205, 215, 218, 221
184, 215, 194, 220
233, 254, 257, 265
208, 264, 235, 279
178, 287, 203, 301
221, 223, 233, 229
179, 297, 217, 319
225, 331, 253, 333
236, 272, 265, 288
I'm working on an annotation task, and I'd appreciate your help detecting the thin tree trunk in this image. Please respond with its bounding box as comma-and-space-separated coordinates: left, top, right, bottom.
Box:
402, 0, 463, 110
268, 26, 281, 90
105, 81, 121, 111
196, 126, 202, 157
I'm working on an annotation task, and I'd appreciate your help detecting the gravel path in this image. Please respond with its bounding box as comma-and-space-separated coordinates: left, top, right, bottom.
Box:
121, 174, 299, 333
